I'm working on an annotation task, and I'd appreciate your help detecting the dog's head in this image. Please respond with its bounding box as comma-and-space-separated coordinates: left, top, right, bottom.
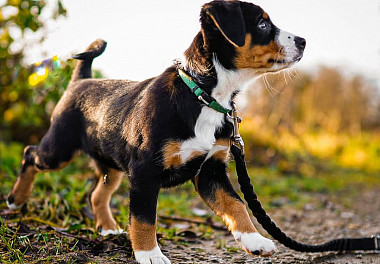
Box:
194, 0, 305, 74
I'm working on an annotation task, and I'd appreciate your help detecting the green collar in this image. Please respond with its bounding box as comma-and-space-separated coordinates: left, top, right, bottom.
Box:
178, 69, 232, 114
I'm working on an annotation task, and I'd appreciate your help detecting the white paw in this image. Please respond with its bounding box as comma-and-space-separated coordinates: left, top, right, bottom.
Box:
233, 231, 277, 257
99, 228, 125, 236
6, 200, 23, 210
134, 245, 171, 264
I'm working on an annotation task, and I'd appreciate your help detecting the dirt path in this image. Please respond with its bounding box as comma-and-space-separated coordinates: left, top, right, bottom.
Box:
159, 190, 380, 264
2, 190, 379, 263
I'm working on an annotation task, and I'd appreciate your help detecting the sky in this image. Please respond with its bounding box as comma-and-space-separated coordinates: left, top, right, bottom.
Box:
21, 0, 380, 87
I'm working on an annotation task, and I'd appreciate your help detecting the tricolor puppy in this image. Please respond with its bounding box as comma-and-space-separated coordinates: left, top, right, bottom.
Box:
7, 1, 305, 263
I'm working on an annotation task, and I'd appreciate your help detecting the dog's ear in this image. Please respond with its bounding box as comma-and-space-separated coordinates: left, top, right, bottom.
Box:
202, 1, 246, 47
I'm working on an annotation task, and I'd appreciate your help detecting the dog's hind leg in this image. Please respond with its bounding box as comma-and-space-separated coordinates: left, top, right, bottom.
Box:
7, 110, 83, 210
6, 145, 39, 209
90, 162, 124, 236
6, 144, 78, 210
193, 141, 277, 257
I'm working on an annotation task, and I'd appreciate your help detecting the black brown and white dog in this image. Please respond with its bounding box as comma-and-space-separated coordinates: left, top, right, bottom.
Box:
7, 1, 305, 263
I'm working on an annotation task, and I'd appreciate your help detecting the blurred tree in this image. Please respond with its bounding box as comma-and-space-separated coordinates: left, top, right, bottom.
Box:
246, 67, 379, 135
241, 67, 380, 172
0, 0, 67, 144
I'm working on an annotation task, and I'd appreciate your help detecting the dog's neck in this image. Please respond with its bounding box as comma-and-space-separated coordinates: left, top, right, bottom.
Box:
181, 32, 217, 93
181, 32, 260, 109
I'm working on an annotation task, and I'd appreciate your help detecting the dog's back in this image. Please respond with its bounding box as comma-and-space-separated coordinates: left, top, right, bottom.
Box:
55, 40, 195, 171
52, 40, 151, 170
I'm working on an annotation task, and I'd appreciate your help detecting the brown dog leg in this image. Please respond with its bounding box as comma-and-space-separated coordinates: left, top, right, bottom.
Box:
8, 111, 84, 210
90, 165, 124, 236
7, 144, 77, 209
7, 146, 38, 209
194, 151, 277, 257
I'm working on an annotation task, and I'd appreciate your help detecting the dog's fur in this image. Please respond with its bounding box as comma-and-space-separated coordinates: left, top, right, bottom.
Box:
7, 1, 305, 263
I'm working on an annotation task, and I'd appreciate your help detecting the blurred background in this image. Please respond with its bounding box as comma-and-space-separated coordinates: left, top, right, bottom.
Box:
0, 0, 380, 233
1, 0, 379, 171
0, 1, 380, 262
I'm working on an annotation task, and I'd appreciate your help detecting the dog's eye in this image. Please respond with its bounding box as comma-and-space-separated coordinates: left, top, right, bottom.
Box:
258, 19, 268, 30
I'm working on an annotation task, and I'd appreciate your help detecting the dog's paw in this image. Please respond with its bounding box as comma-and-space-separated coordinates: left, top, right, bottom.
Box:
233, 231, 277, 257
6, 196, 23, 210
134, 246, 171, 264
99, 228, 125, 236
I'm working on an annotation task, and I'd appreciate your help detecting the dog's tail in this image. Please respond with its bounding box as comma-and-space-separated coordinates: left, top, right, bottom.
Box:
70, 39, 107, 82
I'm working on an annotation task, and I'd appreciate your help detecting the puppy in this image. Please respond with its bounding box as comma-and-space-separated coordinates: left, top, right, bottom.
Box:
7, 1, 305, 263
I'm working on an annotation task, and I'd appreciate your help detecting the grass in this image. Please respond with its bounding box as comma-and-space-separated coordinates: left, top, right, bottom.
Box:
0, 222, 85, 263
0, 219, 26, 263
1, 139, 380, 262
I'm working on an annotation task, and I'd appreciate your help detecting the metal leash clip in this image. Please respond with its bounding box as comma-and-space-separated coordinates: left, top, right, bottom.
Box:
228, 103, 245, 155
372, 234, 380, 253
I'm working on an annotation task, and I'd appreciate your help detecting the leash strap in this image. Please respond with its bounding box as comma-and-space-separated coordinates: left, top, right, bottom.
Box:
231, 145, 379, 252
178, 69, 232, 114
229, 107, 379, 252
231, 143, 380, 252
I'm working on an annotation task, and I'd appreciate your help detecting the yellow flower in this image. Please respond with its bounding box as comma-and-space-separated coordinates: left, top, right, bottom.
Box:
28, 67, 49, 86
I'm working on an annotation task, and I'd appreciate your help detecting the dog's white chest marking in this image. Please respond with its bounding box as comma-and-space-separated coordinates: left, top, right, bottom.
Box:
180, 107, 225, 162
178, 59, 260, 163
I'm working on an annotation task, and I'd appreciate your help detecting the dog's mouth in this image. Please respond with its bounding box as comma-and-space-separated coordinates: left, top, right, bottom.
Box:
268, 59, 286, 64
268, 46, 304, 66
294, 53, 304, 62
268, 52, 303, 66
296, 56, 303, 63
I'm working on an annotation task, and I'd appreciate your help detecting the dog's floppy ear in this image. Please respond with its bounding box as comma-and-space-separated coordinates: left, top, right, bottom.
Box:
203, 1, 246, 47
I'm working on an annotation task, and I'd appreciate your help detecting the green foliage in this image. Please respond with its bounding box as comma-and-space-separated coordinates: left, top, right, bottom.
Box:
0, 141, 23, 180
0, 0, 67, 144
158, 183, 198, 217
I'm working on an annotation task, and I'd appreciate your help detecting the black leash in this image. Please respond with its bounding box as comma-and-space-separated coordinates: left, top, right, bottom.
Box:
177, 69, 380, 252
230, 144, 380, 252
227, 102, 379, 253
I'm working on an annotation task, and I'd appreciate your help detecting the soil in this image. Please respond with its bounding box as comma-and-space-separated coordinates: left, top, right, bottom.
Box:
1, 190, 380, 263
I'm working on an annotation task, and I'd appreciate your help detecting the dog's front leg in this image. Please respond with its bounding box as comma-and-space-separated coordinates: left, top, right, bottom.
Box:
129, 164, 171, 264
193, 144, 277, 257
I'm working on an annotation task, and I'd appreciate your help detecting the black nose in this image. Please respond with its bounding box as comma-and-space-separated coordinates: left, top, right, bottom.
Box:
294, 36, 306, 50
